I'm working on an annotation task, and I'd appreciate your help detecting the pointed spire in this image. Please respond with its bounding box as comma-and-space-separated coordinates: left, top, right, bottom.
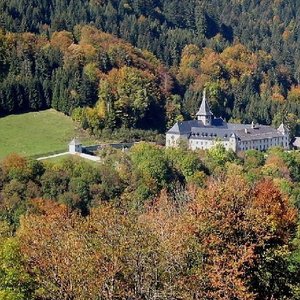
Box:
230, 132, 237, 139
196, 89, 213, 117
278, 123, 289, 134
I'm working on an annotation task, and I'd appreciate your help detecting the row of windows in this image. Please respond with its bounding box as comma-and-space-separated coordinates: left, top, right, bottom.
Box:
191, 140, 212, 146
240, 137, 286, 146
240, 142, 288, 151
191, 140, 230, 147
167, 135, 289, 150
191, 132, 219, 138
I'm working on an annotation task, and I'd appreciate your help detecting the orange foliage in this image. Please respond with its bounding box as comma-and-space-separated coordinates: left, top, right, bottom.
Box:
251, 180, 297, 242
220, 44, 256, 78
177, 42, 281, 102
15, 174, 297, 300
263, 153, 291, 179
78, 25, 163, 74
18, 201, 122, 299
288, 85, 300, 103
51, 30, 74, 52
184, 174, 296, 299
177, 44, 202, 85
200, 51, 224, 78
1, 153, 28, 175
64, 43, 97, 66
282, 29, 292, 41
272, 92, 285, 102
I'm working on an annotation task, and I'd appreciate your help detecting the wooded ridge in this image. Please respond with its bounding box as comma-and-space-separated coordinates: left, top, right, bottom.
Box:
0, 0, 299, 136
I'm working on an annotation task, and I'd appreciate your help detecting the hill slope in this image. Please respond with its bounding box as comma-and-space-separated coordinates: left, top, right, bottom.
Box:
0, 109, 92, 159
1, 0, 300, 71
0, 1, 300, 135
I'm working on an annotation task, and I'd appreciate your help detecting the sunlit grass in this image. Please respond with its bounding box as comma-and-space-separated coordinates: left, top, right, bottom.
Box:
0, 109, 95, 159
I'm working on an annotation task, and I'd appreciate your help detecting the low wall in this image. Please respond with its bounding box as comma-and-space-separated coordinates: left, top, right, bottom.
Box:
78, 153, 101, 162
83, 145, 100, 153
83, 142, 136, 153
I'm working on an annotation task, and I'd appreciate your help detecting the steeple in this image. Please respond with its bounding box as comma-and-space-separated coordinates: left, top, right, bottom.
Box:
196, 89, 213, 125
278, 123, 289, 135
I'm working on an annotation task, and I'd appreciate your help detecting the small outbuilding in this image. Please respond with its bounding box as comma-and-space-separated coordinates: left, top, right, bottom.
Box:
69, 138, 82, 154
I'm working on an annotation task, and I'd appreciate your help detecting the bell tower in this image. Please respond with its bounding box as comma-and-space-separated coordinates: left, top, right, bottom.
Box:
196, 89, 213, 126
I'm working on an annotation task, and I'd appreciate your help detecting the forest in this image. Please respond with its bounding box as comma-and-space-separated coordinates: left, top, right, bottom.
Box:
1, 1, 300, 299
0, 144, 300, 299
0, 0, 300, 136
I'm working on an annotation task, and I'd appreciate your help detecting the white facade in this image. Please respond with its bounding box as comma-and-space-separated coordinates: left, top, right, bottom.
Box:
166, 133, 184, 148
69, 139, 83, 154
166, 92, 290, 153
187, 134, 289, 152
188, 133, 237, 152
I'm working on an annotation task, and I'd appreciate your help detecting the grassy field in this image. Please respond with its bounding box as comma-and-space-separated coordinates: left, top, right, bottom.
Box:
42, 154, 99, 165
0, 109, 96, 159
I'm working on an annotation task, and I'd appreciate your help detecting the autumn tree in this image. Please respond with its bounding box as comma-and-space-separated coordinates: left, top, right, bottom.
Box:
0, 221, 34, 300
183, 174, 297, 299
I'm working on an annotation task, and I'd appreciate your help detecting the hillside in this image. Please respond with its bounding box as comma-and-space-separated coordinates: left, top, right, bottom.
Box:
0, 109, 92, 159
0, 26, 173, 135
1, 0, 300, 71
1, 2, 300, 299
0, 1, 300, 135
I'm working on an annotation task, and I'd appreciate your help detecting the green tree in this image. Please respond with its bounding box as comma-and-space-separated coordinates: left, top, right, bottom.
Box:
0, 234, 34, 300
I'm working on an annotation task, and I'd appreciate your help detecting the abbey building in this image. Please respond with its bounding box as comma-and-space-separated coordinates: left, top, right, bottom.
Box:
166, 91, 290, 152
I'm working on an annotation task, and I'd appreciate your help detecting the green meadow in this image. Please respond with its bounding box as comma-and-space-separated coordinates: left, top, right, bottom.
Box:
0, 109, 95, 159
42, 154, 100, 165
